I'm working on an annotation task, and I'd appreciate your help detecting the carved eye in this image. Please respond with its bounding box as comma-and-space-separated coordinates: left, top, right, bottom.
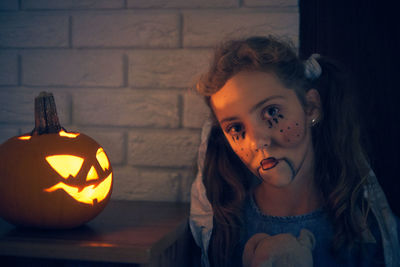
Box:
46, 155, 84, 179
96, 148, 110, 171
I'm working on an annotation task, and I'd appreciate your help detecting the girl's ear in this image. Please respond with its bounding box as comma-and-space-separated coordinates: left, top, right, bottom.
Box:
305, 89, 321, 126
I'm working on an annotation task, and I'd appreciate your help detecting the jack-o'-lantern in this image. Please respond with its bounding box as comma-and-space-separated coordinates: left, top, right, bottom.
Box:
0, 92, 113, 229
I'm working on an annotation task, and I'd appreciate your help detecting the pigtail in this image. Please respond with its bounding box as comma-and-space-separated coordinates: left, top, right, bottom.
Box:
310, 57, 370, 252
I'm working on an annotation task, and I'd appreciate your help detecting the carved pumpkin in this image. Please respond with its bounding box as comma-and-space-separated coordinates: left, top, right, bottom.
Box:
0, 92, 113, 229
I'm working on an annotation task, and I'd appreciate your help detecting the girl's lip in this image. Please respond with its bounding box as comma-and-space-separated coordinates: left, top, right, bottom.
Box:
260, 157, 279, 170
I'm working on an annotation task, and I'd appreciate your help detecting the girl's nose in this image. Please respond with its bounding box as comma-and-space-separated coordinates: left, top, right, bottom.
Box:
248, 125, 271, 151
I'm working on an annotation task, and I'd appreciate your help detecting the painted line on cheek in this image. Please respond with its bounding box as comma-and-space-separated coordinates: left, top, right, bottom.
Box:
282, 158, 296, 180
256, 167, 266, 183
292, 142, 310, 180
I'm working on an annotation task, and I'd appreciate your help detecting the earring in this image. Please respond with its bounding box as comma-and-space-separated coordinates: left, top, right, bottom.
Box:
311, 118, 317, 126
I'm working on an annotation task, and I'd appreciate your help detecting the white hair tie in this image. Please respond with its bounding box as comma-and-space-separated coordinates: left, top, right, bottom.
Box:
304, 54, 322, 80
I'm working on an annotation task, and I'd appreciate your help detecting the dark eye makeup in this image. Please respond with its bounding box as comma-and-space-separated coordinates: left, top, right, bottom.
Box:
262, 106, 280, 120
223, 105, 283, 140
226, 123, 243, 135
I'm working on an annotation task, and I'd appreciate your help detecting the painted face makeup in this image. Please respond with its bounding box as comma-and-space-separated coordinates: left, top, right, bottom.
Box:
211, 71, 315, 188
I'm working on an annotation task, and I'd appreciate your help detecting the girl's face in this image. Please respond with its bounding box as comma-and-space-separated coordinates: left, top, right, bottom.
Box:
211, 71, 319, 188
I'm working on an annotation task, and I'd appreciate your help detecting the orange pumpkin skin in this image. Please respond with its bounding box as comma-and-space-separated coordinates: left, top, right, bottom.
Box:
0, 132, 113, 229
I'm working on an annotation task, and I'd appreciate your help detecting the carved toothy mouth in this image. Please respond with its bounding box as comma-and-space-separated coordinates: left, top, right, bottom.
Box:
44, 173, 112, 205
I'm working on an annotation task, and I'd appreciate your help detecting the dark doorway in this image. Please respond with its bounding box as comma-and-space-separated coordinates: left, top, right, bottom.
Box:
299, 0, 400, 216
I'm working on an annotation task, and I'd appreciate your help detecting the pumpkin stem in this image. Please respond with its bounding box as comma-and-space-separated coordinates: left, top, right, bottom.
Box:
32, 92, 62, 135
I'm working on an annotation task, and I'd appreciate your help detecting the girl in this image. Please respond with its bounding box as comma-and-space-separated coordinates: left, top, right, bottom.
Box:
189, 36, 400, 267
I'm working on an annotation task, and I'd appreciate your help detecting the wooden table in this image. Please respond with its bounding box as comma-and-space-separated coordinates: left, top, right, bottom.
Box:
0, 200, 197, 266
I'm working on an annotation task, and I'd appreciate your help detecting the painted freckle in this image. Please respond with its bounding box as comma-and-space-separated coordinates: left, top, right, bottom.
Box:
280, 129, 283, 132
295, 123, 299, 126
297, 134, 300, 137
287, 126, 291, 129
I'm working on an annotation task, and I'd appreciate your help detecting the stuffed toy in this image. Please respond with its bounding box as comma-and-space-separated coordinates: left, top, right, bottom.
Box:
243, 229, 316, 267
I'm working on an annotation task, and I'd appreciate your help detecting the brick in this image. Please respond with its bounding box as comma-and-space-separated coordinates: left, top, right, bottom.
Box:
128, 129, 200, 167
183, 11, 299, 47
19, 124, 38, 135
0, 51, 18, 85
73, 89, 179, 128
127, 0, 238, 8
0, 14, 68, 48
243, 0, 297, 7
22, 50, 123, 87
73, 13, 179, 48
183, 90, 210, 128
129, 49, 211, 88
111, 166, 181, 202
77, 128, 125, 165
22, 0, 124, 9
0, 89, 70, 125
0, 0, 18, 10
0, 126, 19, 144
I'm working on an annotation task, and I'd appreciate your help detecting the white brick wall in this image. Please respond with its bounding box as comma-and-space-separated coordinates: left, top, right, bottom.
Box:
183, 10, 299, 47
22, 0, 125, 10
0, 51, 18, 85
72, 89, 180, 127
22, 50, 124, 87
73, 13, 180, 48
0, 14, 69, 47
128, 129, 201, 167
128, 49, 211, 88
0, 0, 298, 203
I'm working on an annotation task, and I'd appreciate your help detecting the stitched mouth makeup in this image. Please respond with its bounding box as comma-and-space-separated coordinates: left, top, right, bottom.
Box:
260, 157, 279, 170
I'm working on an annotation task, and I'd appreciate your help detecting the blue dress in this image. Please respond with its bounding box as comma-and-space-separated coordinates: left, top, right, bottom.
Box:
233, 194, 389, 267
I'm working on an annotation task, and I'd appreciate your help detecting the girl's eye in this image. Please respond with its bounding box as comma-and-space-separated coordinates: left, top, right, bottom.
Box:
226, 124, 243, 135
262, 106, 280, 119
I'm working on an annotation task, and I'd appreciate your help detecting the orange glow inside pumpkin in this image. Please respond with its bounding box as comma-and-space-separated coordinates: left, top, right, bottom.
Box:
18, 136, 32, 140
59, 130, 80, 138
44, 173, 112, 205
46, 155, 84, 179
